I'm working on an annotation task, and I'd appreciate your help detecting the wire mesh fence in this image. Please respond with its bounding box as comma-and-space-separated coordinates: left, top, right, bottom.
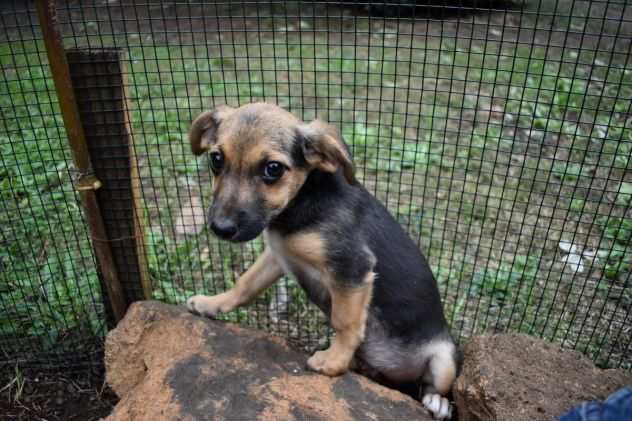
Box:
1, 0, 631, 375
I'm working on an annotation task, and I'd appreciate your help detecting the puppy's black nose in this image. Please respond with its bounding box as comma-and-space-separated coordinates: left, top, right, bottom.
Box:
210, 219, 238, 239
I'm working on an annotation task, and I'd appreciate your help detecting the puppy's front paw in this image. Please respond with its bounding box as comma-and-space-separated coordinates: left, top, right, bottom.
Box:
306, 349, 351, 377
422, 393, 452, 420
186, 294, 232, 318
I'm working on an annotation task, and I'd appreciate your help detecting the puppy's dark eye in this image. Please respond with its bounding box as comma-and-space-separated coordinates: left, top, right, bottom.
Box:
209, 151, 224, 174
262, 161, 285, 183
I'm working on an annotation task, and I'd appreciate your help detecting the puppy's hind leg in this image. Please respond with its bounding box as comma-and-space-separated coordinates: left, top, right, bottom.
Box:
307, 278, 373, 377
420, 342, 457, 420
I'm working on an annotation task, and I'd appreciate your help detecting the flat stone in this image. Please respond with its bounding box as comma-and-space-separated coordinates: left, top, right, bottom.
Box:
453, 333, 631, 421
105, 301, 433, 420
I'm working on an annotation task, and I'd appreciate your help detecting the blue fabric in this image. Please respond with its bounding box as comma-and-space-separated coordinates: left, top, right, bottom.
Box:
559, 386, 632, 421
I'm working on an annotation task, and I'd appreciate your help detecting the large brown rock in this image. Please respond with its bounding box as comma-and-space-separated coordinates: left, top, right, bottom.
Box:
104, 301, 433, 420
453, 333, 631, 421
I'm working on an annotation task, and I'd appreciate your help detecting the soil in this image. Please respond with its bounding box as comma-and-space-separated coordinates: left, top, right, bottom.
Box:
0, 370, 118, 421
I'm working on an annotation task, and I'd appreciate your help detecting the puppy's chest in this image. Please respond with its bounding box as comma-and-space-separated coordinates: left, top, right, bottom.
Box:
264, 230, 331, 311
264, 230, 326, 280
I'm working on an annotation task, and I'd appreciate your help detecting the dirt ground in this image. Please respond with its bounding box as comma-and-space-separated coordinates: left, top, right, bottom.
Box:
0, 370, 117, 421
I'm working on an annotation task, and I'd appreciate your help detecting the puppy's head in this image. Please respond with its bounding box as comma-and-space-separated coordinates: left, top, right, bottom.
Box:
190, 102, 355, 242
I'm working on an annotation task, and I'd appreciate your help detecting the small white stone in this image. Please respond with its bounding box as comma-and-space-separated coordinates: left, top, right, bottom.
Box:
561, 253, 584, 273
582, 249, 597, 259
594, 125, 608, 139
572, 261, 585, 274
559, 240, 576, 253
562, 253, 581, 264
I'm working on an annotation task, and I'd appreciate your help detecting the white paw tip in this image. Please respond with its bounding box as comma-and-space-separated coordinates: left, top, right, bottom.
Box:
186, 296, 201, 314
422, 393, 452, 420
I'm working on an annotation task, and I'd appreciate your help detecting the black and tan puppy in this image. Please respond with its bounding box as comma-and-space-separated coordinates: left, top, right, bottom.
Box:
186, 103, 459, 419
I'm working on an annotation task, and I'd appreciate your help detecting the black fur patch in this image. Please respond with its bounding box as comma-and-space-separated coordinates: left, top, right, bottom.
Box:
268, 170, 344, 234
290, 129, 309, 168
268, 167, 452, 344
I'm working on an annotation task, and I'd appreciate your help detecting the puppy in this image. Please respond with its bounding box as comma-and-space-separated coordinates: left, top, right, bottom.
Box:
186, 103, 459, 419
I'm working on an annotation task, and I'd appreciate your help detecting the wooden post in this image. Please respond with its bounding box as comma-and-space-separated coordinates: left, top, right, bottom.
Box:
35, 0, 128, 322
66, 48, 152, 302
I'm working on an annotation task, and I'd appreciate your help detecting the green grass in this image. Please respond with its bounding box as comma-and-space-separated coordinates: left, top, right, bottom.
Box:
599, 216, 632, 280
2, 11, 632, 368
0, 41, 106, 357
471, 255, 540, 308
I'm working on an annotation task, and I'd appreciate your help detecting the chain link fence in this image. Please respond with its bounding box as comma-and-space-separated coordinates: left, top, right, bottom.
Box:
1, 0, 631, 376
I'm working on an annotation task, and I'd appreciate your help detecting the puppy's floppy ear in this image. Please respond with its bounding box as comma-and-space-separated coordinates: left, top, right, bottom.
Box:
297, 119, 357, 184
189, 105, 234, 155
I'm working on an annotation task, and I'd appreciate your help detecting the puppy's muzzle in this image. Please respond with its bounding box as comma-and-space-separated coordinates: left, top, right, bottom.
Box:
208, 206, 265, 242
210, 217, 238, 240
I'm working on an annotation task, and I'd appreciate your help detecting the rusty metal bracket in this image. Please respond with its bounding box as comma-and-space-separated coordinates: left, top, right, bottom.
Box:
74, 173, 103, 191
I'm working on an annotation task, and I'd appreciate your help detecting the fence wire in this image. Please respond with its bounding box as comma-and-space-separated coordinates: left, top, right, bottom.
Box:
1, 0, 631, 375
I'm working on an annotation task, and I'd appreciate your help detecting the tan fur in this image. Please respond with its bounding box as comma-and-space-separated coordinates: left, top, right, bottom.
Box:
433, 364, 456, 396
307, 273, 374, 376
299, 119, 356, 184
243, 144, 290, 168
189, 105, 235, 155
201, 104, 314, 211
425, 342, 457, 395
210, 170, 223, 193
240, 102, 301, 125
213, 139, 238, 169
263, 170, 308, 211
284, 231, 329, 273
189, 110, 215, 155
264, 230, 330, 292
187, 248, 283, 316
240, 142, 307, 211
264, 231, 375, 376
